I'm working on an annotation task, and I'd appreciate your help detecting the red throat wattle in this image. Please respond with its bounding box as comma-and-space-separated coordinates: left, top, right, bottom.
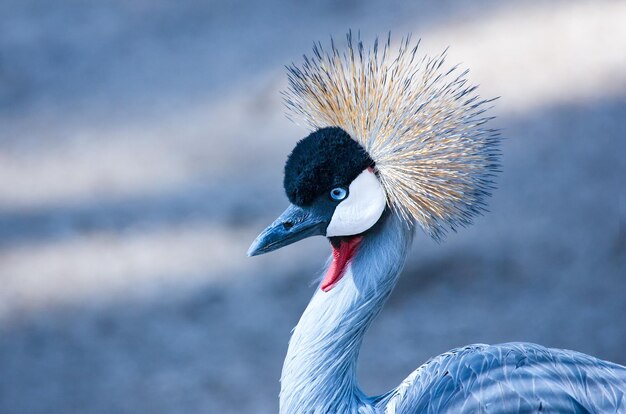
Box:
320, 236, 363, 292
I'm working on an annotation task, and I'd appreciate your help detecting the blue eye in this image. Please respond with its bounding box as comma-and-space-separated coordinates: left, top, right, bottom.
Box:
330, 187, 348, 201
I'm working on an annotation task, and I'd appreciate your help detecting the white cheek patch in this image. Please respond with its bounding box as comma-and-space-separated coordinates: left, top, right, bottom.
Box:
326, 169, 387, 237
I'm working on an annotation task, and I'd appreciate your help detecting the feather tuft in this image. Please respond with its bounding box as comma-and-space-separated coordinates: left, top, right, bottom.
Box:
283, 31, 501, 240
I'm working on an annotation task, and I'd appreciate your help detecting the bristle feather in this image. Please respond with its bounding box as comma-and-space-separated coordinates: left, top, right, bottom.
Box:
283, 33, 500, 239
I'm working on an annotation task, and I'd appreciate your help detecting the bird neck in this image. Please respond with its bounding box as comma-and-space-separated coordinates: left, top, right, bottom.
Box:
280, 211, 414, 414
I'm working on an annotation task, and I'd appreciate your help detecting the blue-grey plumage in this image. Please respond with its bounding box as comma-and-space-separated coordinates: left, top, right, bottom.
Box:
248, 34, 626, 413
381, 342, 626, 413
264, 211, 626, 414
267, 209, 626, 414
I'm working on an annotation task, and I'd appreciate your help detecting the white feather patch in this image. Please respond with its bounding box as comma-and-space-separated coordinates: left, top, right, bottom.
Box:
326, 169, 386, 237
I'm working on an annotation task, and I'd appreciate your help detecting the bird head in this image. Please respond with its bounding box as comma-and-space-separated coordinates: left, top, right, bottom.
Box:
248, 32, 500, 290
247, 126, 386, 253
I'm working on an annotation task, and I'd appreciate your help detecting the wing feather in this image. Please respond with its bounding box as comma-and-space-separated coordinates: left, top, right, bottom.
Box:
380, 343, 626, 413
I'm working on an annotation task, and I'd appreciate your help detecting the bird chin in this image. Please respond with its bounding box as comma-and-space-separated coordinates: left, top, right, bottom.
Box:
320, 236, 363, 292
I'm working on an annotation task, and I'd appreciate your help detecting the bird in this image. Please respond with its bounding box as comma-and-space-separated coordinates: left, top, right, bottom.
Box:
247, 32, 626, 414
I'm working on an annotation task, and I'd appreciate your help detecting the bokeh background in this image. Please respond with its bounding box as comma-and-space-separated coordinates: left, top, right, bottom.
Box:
1, 1, 625, 413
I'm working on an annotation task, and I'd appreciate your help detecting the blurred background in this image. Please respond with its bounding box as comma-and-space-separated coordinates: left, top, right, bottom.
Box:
0, 0, 625, 412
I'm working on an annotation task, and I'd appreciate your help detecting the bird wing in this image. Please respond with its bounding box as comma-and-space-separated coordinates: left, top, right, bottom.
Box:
378, 342, 626, 414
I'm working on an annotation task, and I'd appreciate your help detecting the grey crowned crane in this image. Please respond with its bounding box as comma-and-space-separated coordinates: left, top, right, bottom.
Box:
247, 33, 626, 413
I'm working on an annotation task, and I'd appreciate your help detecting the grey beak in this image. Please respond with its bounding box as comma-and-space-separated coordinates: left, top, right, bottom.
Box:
247, 204, 329, 256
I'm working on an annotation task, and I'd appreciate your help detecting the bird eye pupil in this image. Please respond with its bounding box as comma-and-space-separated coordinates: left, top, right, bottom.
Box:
330, 187, 347, 201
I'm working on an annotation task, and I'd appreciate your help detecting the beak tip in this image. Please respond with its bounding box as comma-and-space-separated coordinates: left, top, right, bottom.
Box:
246, 242, 260, 257
247, 235, 268, 257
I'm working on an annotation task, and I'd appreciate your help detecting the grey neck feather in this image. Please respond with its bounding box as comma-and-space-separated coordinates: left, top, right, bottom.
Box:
280, 211, 414, 414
